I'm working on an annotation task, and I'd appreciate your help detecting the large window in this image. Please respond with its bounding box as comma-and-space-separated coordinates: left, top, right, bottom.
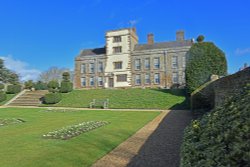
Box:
172, 56, 178, 68
90, 77, 94, 86
145, 58, 150, 69
113, 36, 121, 43
81, 77, 86, 87
135, 59, 141, 70
154, 73, 160, 84
98, 77, 103, 86
135, 74, 141, 85
117, 74, 127, 82
154, 58, 160, 69
145, 73, 150, 84
172, 72, 178, 83
114, 62, 122, 69
81, 64, 86, 73
98, 62, 103, 72
90, 63, 95, 73
113, 46, 122, 53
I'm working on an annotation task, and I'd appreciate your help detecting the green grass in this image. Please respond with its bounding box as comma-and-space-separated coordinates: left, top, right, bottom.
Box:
0, 94, 16, 105
42, 88, 188, 109
0, 107, 159, 167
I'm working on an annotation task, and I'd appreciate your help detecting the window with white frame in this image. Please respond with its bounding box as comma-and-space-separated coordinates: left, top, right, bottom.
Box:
154, 73, 160, 84
172, 56, 178, 68
172, 72, 178, 83
81, 64, 86, 73
135, 74, 141, 85
90, 63, 95, 73
117, 74, 127, 82
114, 62, 122, 69
154, 57, 160, 69
90, 77, 94, 86
113, 36, 122, 43
113, 46, 122, 53
145, 58, 150, 69
98, 62, 103, 72
135, 59, 141, 70
182, 56, 186, 68
145, 73, 150, 84
81, 77, 86, 86
98, 77, 103, 86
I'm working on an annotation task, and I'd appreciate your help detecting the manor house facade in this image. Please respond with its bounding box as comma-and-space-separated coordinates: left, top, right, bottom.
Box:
74, 28, 193, 89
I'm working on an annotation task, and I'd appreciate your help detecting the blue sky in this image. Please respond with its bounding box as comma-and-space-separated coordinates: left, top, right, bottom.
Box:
0, 0, 249, 80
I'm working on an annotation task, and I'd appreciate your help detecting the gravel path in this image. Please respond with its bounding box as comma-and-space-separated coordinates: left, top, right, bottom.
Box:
92, 110, 193, 167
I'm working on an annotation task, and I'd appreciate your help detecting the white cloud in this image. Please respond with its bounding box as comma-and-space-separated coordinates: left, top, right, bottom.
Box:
0, 55, 41, 81
235, 48, 250, 55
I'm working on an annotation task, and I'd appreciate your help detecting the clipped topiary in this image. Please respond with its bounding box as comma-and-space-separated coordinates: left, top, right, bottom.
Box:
24, 80, 34, 90
0, 83, 5, 90
62, 72, 70, 81
181, 84, 250, 167
43, 93, 62, 104
0, 91, 7, 102
47, 80, 59, 93
60, 81, 73, 93
6, 84, 22, 94
196, 35, 205, 43
34, 81, 48, 90
186, 42, 227, 93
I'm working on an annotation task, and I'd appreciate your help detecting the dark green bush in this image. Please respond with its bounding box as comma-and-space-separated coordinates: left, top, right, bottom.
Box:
43, 93, 62, 104
181, 84, 250, 167
196, 35, 205, 43
0, 92, 7, 102
186, 42, 227, 93
24, 80, 34, 90
62, 72, 70, 81
34, 81, 48, 90
60, 81, 73, 93
6, 84, 22, 94
0, 83, 5, 90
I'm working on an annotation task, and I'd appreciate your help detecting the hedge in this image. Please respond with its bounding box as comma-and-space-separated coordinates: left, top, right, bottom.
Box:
0, 92, 7, 102
43, 93, 62, 104
181, 84, 250, 167
34, 81, 48, 90
186, 42, 227, 93
0, 83, 4, 90
6, 85, 22, 94
60, 81, 73, 93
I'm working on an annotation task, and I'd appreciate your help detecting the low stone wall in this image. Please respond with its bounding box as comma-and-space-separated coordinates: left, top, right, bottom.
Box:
191, 67, 250, 111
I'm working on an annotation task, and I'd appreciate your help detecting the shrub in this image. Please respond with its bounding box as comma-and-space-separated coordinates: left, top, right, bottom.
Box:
43, 93, 62, 104
47, 80, 59, 93
196, 35, 205, 43
181, 84, 250, 167
0, 92, 7, 102
186, 42, 227, 93
34, 81, 48, 90
6, 84, 22, 94
62, 72, 70, 81
24, 80, 34, 90
0, 83, 5, 90
60, 81, 73, 93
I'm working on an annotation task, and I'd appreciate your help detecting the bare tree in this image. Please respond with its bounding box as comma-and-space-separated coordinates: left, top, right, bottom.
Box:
39, 67, 73, 83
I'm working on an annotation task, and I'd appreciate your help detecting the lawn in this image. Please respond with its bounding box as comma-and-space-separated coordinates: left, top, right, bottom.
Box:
42, 88, 188, 109
0, 94, 16, 105
0, 107, 159, 167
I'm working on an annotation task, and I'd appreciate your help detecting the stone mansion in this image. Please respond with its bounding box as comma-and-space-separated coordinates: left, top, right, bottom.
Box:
74, 28, 193, 89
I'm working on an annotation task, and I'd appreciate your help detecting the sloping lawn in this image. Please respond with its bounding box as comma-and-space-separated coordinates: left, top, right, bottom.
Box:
42, 88, 188, 109
0, 94, 16, 105
0, 108, 159, 167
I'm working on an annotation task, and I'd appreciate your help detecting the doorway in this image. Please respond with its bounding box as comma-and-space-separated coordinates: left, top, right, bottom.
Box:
109, 78, 114, 88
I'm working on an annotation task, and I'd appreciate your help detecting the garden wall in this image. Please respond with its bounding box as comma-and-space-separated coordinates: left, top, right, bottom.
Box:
191, 67, 250, 111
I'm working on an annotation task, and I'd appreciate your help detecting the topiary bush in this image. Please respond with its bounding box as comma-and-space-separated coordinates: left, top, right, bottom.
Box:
0, 83, 5, 91
6, 84, 22, 94
60, 81, 73, 93
43, 93, 62, 104
24, 80, 34, 90
186, 42, 227, 93
34, 81, 48, 90
196, 35, 205, 43
47, 80, 59, 93
181, 84, 250, 167
0, 91, 7, 102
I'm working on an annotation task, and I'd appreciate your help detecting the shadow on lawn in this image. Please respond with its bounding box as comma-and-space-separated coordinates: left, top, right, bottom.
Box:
126, 110, 193, 167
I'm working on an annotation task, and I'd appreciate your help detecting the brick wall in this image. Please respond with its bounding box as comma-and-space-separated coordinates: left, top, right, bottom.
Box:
191, 67, 250, 111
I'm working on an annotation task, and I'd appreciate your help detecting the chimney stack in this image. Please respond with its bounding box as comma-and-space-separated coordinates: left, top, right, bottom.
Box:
176, 31, 185, 41
147, 33, 154, 45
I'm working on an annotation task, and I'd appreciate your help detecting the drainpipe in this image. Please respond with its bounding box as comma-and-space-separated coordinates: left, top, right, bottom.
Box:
164, 51, 167, 88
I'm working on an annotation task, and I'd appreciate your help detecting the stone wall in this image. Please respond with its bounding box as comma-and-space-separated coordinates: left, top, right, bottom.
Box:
191, 67, 250, 111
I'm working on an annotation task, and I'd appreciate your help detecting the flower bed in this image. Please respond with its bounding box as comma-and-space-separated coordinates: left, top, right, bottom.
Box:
0, 118, 25, 126
43, 121, 109, 140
